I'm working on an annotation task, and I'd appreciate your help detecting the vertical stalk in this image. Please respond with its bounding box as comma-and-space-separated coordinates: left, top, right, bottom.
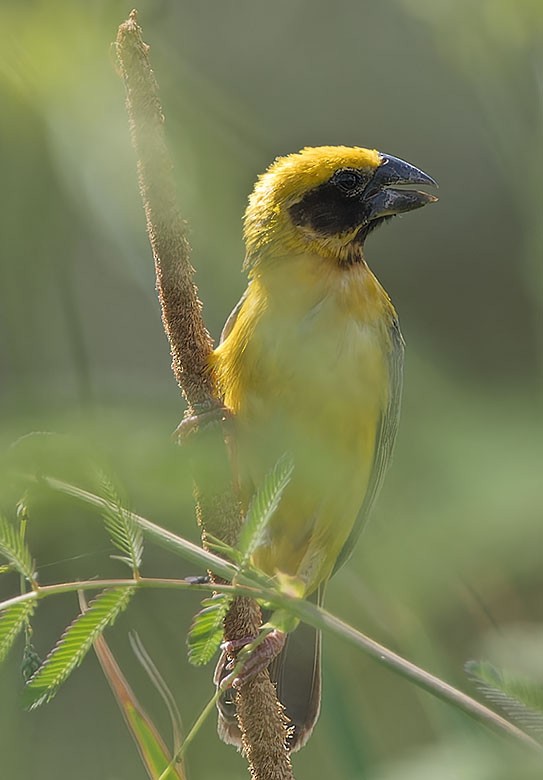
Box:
114, 11, 293, 779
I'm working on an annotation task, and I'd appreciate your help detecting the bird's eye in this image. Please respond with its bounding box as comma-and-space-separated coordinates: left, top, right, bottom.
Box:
334, 169, 362, 194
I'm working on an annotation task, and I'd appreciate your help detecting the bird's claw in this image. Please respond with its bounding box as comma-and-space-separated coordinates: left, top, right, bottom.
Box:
173, 403, 233, 443
221, 629, 287, 689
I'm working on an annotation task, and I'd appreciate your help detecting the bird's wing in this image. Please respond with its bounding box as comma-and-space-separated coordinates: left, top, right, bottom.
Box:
219, 287, 250, 344
333, 318, 405, 574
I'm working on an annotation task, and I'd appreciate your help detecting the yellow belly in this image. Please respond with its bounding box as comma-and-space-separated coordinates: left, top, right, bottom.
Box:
211, 254, 395, 593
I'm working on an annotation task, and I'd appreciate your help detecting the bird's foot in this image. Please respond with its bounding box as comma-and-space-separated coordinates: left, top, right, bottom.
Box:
173, 402, 233, 443
221, 629, 287, 689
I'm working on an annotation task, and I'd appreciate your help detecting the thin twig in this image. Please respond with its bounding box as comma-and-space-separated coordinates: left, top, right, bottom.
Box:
36, 476, 543, 751
114, 11, 292, 779
2, 564, 541, 754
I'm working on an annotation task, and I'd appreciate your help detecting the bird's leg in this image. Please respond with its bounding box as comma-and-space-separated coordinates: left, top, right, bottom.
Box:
173, 400, 233, 443
221, 629, 287, 689
173, 400, 240, 496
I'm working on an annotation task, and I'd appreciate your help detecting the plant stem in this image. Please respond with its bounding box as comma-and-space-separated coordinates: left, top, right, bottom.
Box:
40, 475, 238, 581
290, 600, 543, 753
2, 555, 541, 754
114, 12, 293, 777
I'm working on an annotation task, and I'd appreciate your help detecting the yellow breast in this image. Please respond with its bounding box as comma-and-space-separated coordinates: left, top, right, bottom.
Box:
211, 254, 396, 591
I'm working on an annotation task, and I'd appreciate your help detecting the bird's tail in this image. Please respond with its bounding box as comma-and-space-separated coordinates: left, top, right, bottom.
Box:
216, 586, 324, 752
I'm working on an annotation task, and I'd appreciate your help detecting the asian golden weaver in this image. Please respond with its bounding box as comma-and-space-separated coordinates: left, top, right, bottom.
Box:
210, 146, 437, 750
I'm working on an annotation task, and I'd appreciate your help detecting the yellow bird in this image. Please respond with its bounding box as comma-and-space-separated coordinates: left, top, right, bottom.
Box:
211, 145, 437, 750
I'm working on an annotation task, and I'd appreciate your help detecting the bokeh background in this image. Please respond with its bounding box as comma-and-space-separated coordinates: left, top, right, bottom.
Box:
1, 1, 542, 778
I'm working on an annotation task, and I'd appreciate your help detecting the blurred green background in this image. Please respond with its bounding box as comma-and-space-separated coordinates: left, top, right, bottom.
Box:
0, 1, 542, 778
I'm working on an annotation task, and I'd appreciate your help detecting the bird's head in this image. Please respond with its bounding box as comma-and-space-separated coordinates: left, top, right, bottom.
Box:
244, 145, 437, 269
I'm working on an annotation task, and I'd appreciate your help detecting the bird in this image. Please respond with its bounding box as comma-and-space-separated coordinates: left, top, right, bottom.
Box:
209, 145, 437, 751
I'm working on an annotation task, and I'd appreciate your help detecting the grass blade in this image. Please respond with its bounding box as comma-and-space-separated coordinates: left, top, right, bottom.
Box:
130, 632, 184, 755
25, 587, 134, 709
79, 594, 185, 780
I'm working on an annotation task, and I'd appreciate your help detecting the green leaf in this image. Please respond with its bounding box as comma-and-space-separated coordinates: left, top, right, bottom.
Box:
204, 533, 242, 565
25, 587, 134, 709
98, 474, 144, 574
187, 594, 232, 666
265, 608, 299, 635
238, 453, 294, 567
466, 660, 543, 739
186, 457, 294, 667
0, 600, 37, 663
85, 607, 185, 779
0, 516, 35, 582
21, 637, 42, 683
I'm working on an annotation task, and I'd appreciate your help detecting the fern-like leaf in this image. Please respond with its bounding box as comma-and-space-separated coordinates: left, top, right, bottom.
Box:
21, 636, 42, 683
187, 594, 232, 666
186, 454, 294, 668
238, 453, 294, 568
0, 516, 35, 582
25, 587, 134, 709
466, 660, 543, 739
0, 600, 37, 663
98, 475, 143, 574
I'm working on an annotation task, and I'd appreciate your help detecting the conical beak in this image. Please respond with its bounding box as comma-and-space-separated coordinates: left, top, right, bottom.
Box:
374, 153, 438, 188
364, 153, 438, 220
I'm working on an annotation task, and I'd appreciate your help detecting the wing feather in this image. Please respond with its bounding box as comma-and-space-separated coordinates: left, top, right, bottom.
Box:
219, 287, 250, 344
333, 318, 405, 573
